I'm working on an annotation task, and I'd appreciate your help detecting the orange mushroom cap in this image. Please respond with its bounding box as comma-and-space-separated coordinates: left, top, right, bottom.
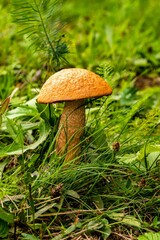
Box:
37, 68, 112, 103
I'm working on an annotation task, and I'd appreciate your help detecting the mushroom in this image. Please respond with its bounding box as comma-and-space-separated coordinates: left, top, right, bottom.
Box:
37, 68, 112, 161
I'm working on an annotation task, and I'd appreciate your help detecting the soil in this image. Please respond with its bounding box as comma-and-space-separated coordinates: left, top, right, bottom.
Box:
134, 76, 160, 90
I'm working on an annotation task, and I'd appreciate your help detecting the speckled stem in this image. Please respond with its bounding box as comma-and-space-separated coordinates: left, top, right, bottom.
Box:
56, 100, 85, 161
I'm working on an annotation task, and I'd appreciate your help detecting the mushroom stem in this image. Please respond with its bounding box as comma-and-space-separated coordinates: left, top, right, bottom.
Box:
56, 99, 85, 161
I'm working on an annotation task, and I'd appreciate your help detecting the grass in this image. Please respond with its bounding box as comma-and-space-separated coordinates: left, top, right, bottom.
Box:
0, 0, 160, 239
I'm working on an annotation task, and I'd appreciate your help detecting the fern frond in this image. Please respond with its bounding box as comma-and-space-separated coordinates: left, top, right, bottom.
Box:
96, 63, 114, 79
12, 0, 69, 70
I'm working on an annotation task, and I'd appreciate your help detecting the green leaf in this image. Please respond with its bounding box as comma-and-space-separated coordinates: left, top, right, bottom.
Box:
52, 224, 77, 240
0, 120, 50, 157
21, 233, 40, 240
30, 203, 57, 222
63, 224, 77, 235
137, 145, 160, 160
138, 231, 160, 240
151, 216, 160, 228
121, 215, 141, 228
147, 152, 160, 168
108, 212, 141, 228
0, 98, 51, 157
137, 144, 160, 169
86, 219, 103, 231
6, 105, 38, 119
120, 87, 137, 106
85, 218, 111, 239
66, 190, 80, 199
27, 223, 42, 230
101, 218, 111, 240
92, 195, 104, 209
118, 153, 137, 164
6, 118, 24, 145
0, 206, 14, 223
36, 102, 59, 127
0, 160, 9, 180
133, 58, 148, 67
0, 219, 9, 238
